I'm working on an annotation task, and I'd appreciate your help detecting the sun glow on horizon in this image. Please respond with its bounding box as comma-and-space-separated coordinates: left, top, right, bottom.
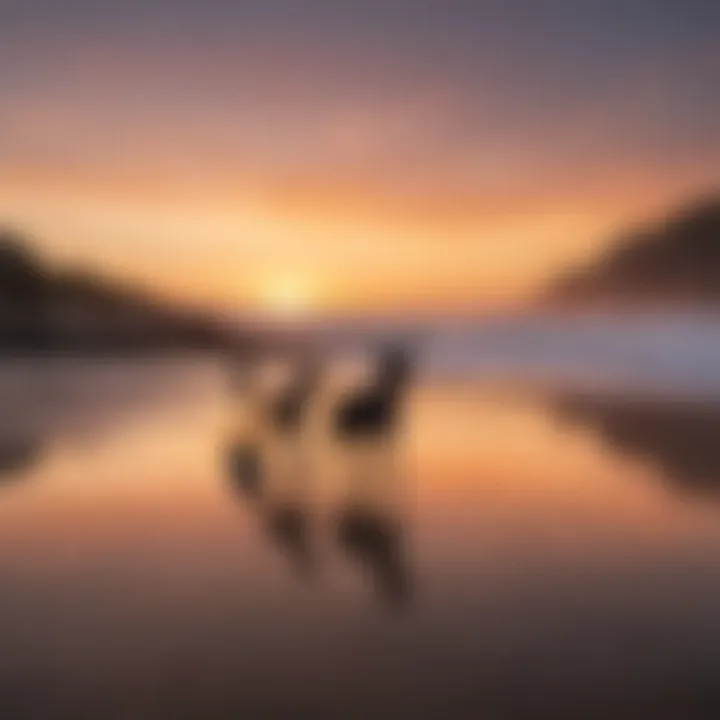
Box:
257, 274, 318, 318
1, 0, 718, 314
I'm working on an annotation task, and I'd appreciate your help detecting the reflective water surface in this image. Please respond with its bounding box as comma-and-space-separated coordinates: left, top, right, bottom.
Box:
2, 358, 720, 718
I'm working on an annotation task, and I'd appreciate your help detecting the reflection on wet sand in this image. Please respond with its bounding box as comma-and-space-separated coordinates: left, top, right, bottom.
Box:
333, 433, 412, 609
225, 428, 413, 606
225, 433, 318, 579
8, 358, 720, 717
263, 501, 315, 578
554, 394, 720, 497
226, 444, 263, 499
336, 503, 411, 609
0, 360, 216, 490
224, 350, 413, 606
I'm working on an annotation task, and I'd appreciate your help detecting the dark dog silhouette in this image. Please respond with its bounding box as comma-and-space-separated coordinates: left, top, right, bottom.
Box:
269, 359, 320, 433
334, 348, 411, 440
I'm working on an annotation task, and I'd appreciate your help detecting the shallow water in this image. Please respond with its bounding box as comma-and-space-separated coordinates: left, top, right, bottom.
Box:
2, 357, 720, 718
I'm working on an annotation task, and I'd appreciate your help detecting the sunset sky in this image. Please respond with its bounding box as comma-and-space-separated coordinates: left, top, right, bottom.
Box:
1, 0, 719, 315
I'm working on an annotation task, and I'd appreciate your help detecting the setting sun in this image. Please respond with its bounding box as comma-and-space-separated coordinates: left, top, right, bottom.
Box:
258, 275, 317, 317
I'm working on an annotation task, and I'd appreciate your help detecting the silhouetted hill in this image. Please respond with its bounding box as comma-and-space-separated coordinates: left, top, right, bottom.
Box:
548, 195, 720, 306
0, 228, 235, 352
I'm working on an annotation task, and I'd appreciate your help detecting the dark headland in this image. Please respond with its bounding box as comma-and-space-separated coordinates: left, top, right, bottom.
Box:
547, 194, 720, 308
0, 228, 239, 354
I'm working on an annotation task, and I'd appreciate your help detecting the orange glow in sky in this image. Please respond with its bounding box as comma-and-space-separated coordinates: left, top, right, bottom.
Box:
1, 1, 718, 315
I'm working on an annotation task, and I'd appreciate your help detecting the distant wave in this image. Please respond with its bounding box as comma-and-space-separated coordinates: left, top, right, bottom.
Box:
304, 311, 720, 399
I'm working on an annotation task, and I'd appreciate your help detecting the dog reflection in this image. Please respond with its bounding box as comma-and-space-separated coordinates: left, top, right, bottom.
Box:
334, 442, 411, 609
336, 504, 410, 609
263, 501, 315, 578
226, 443, 263, 499
226, 439, 316, 578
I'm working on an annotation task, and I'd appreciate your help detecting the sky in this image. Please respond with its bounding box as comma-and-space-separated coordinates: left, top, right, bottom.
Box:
1, 0, 719, 315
